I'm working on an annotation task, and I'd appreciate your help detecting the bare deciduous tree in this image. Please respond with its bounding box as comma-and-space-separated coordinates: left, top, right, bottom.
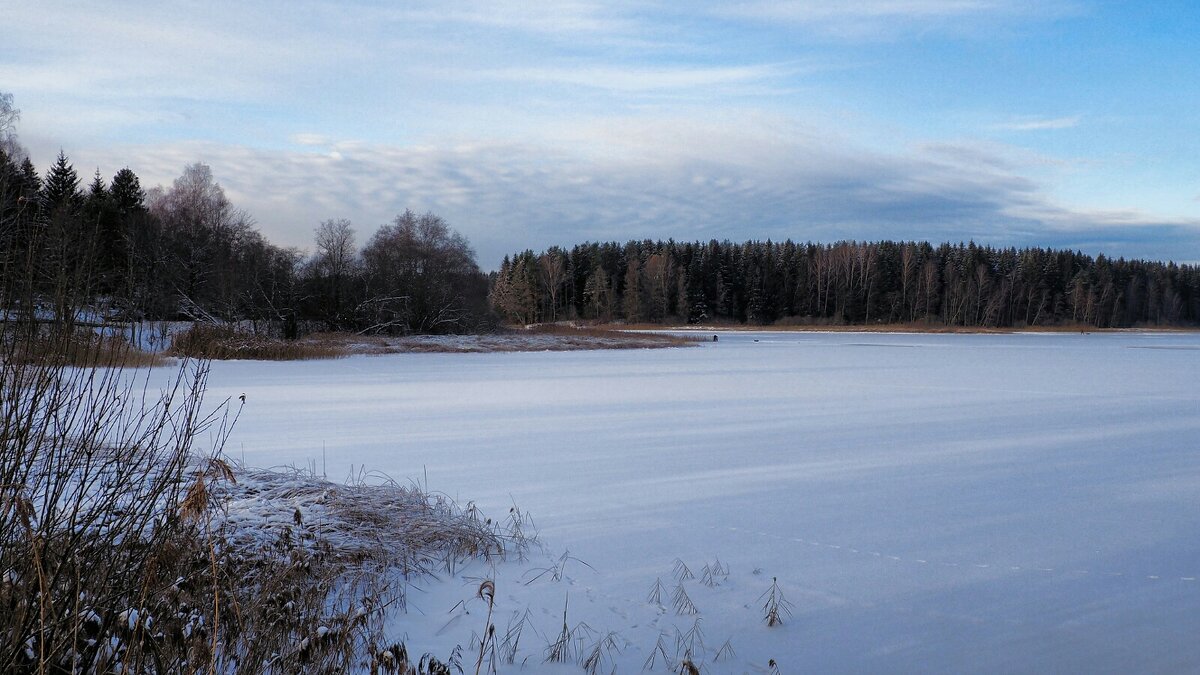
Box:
148, 163, 262, 321
314, 218, 356, 277
0, 91, 26, 161
308, 218, 358, 329
539, 248, 566, 322
359, 210, 488, 334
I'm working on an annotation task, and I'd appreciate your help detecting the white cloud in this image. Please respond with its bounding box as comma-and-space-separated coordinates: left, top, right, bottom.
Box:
66, 117, 1198, 269
290, 133, 333, 147
472, 63, 795, 94
994, 115, 1082, 131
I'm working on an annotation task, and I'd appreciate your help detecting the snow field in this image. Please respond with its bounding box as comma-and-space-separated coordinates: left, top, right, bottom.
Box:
201, 331, 1200, 672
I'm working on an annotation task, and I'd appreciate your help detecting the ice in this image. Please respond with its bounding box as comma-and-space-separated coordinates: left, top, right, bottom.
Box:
202, 331, 1200, 672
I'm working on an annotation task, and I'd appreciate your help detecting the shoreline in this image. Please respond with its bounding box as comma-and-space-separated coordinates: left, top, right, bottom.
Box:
301, 326, 700, 355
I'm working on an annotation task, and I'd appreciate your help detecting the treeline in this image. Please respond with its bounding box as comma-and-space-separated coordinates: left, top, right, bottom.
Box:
492, 240, 1200, 328
0, 150, 490, 336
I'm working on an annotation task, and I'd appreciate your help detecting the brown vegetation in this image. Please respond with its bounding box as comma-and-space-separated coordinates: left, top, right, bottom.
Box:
5, 326, 167, 366
167, 323, 348, 360
518, 323, 701, 346
255, 324, 701, 355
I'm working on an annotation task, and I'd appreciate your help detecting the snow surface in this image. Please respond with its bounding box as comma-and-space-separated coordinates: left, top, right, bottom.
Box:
196, 331, 1200, 672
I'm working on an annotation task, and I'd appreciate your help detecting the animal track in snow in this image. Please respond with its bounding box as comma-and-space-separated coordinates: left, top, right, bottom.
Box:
717, 525, 1200, 586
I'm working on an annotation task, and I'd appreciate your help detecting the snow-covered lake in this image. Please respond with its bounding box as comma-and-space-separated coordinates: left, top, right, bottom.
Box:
207, 331, 1200, 673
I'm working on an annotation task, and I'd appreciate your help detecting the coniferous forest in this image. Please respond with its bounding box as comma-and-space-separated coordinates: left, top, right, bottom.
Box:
492, 240, 1200, 329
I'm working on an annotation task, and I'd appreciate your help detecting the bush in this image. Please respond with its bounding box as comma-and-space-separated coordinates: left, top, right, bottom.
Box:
0, 314, 519, 672
1, 305, 232, 672
0, 299, 518, 672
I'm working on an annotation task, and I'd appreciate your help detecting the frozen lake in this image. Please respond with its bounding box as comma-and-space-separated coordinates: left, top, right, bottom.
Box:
207, 331, 1200, 672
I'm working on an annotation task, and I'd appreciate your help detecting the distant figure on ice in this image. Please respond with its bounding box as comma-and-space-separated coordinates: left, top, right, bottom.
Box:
712, 335, 719, 342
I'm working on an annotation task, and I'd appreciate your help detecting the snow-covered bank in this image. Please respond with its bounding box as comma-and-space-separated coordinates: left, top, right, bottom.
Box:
205, 331, 1200, 672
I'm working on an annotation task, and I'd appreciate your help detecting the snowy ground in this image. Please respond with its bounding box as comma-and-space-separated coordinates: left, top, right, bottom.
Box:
193, 331, 1200, 673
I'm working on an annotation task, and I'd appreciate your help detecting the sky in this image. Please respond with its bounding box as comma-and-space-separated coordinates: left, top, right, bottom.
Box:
2, 0, 1199, 268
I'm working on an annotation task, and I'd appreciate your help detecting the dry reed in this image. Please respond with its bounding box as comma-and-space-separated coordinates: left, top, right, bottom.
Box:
167, 323, 347, 360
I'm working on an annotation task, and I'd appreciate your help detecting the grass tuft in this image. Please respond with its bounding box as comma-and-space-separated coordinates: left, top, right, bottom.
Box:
672, 558, 695, 582
671, 584, 699, 616
675, 618, 705, 662
759, 577, 794, 627
498, 609, 534, 665
581, 631, 623, 675
544, 596, 576, 664
647, 578, 667, 606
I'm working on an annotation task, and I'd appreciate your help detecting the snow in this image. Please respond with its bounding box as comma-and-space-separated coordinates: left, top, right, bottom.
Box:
119, 608, 140, 632
196, 330, 1200, 672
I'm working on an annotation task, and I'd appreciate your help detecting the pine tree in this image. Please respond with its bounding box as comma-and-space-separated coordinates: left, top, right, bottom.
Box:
489, 256, 514, 320
583, 267, 612, 321
509, 255, 537, 324
622, 257, 643, 322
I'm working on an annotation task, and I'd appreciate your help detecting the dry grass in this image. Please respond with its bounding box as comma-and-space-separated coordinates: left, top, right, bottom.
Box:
191, 464, 530, 673
288, 325, 702, 355
520, 323, 700, 346
167, 323, 348, 360
1, 445, 528, 673
214, 465, 522, 576
5, 326, 168, 367
759, 577, 793, 627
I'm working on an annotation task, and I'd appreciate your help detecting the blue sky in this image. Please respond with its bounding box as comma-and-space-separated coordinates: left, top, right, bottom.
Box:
3, 0, 1198, 267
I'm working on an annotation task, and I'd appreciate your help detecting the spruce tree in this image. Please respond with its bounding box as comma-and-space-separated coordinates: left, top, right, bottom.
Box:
42, 150, 81, 211
18, 157, 40, 201
84, 169, 108, 225
109, 169, 153, 316
7, 158, 41, 262
0, 149, 19, 262
109, 168, 145, 214
39, 152, 90, 316
84, 170, 127, 293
